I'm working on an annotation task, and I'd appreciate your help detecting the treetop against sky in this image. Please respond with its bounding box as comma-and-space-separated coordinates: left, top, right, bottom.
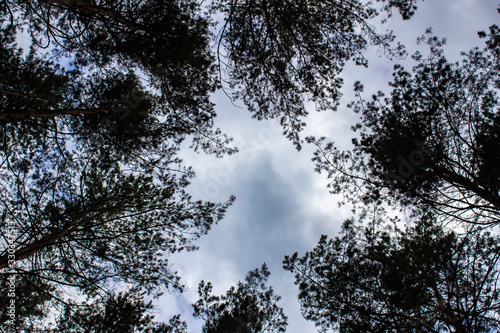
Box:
0, 1, 499, 332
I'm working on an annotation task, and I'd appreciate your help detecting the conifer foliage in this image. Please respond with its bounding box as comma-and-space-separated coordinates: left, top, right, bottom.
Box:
193, 264, 288, 333
6, 0, 495, 332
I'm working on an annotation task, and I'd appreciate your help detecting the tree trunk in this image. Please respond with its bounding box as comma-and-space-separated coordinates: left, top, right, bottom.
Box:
431, 284, 465, 333
0, 108, 110, 121
0, 215, 86, 270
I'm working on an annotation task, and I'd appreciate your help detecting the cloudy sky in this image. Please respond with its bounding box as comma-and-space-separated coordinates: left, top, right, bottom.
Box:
156, 1, 500, 332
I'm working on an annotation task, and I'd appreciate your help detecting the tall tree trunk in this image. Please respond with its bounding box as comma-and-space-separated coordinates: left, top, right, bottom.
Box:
0, 215, 87, 270
0, 108, 110, 121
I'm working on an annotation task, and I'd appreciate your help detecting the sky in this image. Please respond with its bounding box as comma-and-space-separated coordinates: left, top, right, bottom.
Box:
156, 1, 500, 332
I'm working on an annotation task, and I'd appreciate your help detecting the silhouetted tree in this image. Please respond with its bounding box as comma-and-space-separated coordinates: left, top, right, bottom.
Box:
55, 290, 188, 332
0, 0, 426, 329
213, 0, 412, 148
308, 21, 500, 226
193, 264, 287, 332
0, 23, 234, 329
4, 0, 220, 134
284, 211, 500, 332
2, 0, 420, 150
378, 0, 421, 19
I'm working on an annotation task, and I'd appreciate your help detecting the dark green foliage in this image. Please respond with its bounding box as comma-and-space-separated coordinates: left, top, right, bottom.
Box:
308, 24, 500, 225
193, 264, 287, 333
0, 1, 235, 328
0, 28, 235, 158
10, 0, 218, 119
2, 0, 236, 156
57, 291, 155, 332
284, 212, 500, 332
0, 28, 70, 122
0, 275, 55, 329
293, 10, 500, 333
0, 128, 235, 321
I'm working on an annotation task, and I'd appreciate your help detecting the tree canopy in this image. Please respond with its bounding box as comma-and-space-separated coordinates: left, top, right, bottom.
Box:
1, 0, 235, 327
213, 0, 410, 148
308, 23, 500, 226
284, 211, 500, 332
5, 0, 499, 332
56, 290, 188, 332
286, 11, 500, 333
193, 264, 287, 333
4, 0, 220, 128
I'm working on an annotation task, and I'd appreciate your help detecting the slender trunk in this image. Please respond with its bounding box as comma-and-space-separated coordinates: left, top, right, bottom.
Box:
431, 284, 465, 333
0, 108, 110, 121
0, 216, 85, 270
438, 166, 500, 210
0, 89, 34, 98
